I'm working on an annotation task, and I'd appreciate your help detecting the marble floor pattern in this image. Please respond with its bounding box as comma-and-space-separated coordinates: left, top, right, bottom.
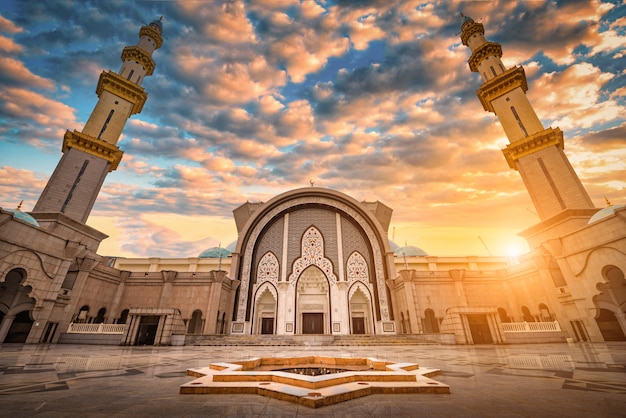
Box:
0, 342, 624, 417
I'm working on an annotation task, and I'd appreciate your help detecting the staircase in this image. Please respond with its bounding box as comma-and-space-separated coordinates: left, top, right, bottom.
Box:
186, 334, 443, 346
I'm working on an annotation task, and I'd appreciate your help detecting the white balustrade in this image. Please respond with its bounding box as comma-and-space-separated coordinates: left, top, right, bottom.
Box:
67, 323, 126, 334
501, 321, 561, 333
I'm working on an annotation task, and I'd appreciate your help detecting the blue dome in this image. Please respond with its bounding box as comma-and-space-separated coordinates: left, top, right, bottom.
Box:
588, 204, 625, 224
198, 247, 231, 259
5, 208, 40, 227
394, 245, 428, 257
388, 240, 400, 252
225, 241, 237, 252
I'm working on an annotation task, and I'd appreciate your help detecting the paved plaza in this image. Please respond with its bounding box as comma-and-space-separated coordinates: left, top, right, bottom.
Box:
0, 342, 625, 417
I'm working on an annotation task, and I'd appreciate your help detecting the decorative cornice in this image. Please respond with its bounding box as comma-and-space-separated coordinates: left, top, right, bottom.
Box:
139, 25, 163, 49
476, 66, 527, 112
121, 46, 155, 75
96, 70, 147, 115
62, 130, 124, 171
501, 127, 564, 170
461, 21, 484, 46
468, 42, 502, 72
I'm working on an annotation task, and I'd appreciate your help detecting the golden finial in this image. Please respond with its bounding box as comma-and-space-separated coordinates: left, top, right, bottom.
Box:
16, 200, 23, 210
604, 196, 612, 206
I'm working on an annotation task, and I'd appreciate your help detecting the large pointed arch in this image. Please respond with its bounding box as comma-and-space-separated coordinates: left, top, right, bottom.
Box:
289, 226, 337, 283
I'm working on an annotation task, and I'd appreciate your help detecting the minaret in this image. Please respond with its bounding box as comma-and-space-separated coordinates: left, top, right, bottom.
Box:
460, 16, 595, 221
33, 18, 163, 223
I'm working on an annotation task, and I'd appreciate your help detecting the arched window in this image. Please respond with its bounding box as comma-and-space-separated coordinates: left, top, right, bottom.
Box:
538, 303, 553, 321
423, 309, 440, 333
188, 310, 203, 334
118, 309, 129, 324
94, 307, 106, 324
76, 305, 90, 323
521, 306, 534, 322
498, 307, 510, 323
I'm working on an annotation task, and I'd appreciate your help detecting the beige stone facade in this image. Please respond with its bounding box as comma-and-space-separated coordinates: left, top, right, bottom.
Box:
1, 17, 624, 346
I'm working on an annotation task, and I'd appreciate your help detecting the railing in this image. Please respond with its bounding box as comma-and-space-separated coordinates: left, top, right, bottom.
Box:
67, 323, 126, 334
501, 321, 561, 333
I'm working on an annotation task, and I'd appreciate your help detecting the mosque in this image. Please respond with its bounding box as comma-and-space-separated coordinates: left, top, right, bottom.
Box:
0, 17, 624, 346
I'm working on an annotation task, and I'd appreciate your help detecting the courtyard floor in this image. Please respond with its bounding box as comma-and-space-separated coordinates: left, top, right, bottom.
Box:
0, 342, 625, 417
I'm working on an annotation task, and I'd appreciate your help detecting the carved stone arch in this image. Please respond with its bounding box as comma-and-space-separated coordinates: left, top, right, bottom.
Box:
0, 250, 55, 280
289, 226, 337, 284
254, 282, 278, 305
348, 281, 373, 304
346, 251, 368, 284
256, 252, 279, 285
0, 264, 42, 310
233, 189, 394, 323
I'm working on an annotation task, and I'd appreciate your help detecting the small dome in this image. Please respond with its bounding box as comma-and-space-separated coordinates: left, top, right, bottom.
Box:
461, 14, 474, 27
198, 247, 231, 259
5, 208, 40, 227
149, 18, 163, 33
588, 204, 626, 224
388, 240, 400, 252
395, 245, 428, 257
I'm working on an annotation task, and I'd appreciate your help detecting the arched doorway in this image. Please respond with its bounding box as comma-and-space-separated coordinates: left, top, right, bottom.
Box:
0, 268, 35, 343
423, 309, 440, 333
349, 285, 372, 334
296, 266, 329, 335
187, 310, 204, 334
596, 309, 626, 341
254, 286, 277, 335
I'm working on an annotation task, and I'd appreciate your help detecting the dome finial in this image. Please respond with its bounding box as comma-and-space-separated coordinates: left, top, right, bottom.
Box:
16, 200, 23, 210
605, 196, 612, 206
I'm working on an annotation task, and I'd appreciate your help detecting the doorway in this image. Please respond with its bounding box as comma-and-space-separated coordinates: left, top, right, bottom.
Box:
302, 313, 324, 334
135, 315, 159, 345
352, 317, 365, 334
596, 309, 626, 341
467, 314, 493, 344
261, 317, 275, 334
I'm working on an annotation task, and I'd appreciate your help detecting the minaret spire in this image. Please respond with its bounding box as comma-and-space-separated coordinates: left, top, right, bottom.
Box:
33, 19, 163, 223
460, 16, 594, 221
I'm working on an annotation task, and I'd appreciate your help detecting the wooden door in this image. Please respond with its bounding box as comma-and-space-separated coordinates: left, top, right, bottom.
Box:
302, 313, 324, 334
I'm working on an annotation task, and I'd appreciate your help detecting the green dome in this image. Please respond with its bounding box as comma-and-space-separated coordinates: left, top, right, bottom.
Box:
5, 208, 40, 227
198, 247, 231, 259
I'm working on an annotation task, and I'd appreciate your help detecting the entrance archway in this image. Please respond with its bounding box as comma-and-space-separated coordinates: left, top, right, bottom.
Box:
596, 309, 626, 341
0, 268, 35, 343
254, 286, 277, 335
349, 285, 372, 334
296, 266, 329, 334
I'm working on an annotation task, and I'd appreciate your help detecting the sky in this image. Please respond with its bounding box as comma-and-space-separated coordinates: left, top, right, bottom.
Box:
0, 0, 624, 259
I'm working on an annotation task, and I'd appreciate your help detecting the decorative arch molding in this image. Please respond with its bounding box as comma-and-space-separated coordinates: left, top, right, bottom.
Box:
573, 246, 626, 277
254, 282, 278, 306
348, 281, 373, 304
346, 251, 368, 284
234, 190, 392, 323
257, 252, 279, 286
289, 226, 337, 284
0, 250, 56, 280
0, 260, 47, 310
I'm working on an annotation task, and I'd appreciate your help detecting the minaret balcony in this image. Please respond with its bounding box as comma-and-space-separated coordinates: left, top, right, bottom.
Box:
62, 130, 124, 171
501, 127, 564, 170
468, 42, 503, 72
121, 46, 156, 75
96, 71, 148, 115
461, 21, 484, 46
476, 66, 528, 112
139, 25, 163, 49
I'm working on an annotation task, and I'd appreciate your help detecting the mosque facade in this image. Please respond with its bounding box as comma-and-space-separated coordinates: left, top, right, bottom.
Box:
0, 17, 624, 346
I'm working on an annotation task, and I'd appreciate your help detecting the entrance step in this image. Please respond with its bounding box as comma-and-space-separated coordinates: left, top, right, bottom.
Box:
186, 334, 441, 346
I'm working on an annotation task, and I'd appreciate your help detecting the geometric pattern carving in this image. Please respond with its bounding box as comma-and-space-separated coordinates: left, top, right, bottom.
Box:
289, 226, 337, 283
346, 251, 368, 284
257, 252, 279, 285
236, 196, 390, 323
